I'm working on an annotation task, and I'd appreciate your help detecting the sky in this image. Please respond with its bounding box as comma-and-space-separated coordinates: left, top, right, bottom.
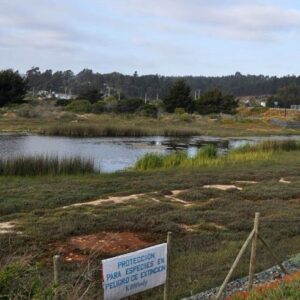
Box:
1, 0, 300, 76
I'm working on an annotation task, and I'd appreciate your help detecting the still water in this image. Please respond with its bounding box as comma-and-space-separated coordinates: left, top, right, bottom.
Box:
0, 135, 299, 172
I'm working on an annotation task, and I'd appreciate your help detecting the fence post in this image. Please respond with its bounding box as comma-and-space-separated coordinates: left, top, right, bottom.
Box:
164, 231, 172, 300
215, 229, 255, 300
53, 255, 61, 285
248, 212, 260, 290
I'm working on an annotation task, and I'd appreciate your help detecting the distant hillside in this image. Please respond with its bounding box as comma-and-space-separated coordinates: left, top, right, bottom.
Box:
24, 67, 300, 99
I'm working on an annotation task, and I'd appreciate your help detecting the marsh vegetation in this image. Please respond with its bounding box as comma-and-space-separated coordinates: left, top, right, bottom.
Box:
1, 148, 300, 299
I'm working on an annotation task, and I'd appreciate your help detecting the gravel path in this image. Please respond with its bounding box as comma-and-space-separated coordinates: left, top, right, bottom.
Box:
183, 254, 300, 300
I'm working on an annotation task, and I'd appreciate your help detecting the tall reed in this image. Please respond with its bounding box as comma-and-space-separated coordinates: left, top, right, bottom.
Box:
0, 155, 95, 176
40, 124, 202, 137
134, 140, 300, 171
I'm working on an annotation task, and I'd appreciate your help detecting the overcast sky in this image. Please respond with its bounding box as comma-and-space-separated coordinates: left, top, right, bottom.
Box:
1, 0, 300, 76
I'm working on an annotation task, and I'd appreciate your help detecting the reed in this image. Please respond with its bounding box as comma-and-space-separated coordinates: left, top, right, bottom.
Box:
41, 124, 149, 137
233, 140, 300, 153
40, 124, 204, 137
134, 140, 300, 171
0, 155, 95, 176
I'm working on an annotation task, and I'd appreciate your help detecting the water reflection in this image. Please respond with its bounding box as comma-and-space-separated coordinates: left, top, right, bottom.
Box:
0, 134, 299, 173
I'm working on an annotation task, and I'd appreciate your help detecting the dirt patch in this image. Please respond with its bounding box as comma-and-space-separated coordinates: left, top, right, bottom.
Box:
165, 190, 192, 207
62, 190, 192, 210
63, 193, 145, 209
235, 180, 258, 184
0, 221, 17, 234
203, 184, 242, 191
52, 232, 152, 262
181, 222, 227, 233
3, 112, 17, 119
279, 178, 291, 184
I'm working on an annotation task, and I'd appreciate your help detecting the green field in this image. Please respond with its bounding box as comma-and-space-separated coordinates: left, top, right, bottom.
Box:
1, 149, 300, 299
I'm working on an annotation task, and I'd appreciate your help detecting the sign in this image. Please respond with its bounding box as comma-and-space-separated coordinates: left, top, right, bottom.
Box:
102, 243, 167, 300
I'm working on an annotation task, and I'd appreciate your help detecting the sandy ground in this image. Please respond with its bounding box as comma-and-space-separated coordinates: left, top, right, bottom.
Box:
0, 221, 17, 234
203, 184, 243, 191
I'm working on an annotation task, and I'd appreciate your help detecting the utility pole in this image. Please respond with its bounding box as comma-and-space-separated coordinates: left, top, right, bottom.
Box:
144, 93, 147, 104
194, 89, 201, 100
156, 93, 159, 101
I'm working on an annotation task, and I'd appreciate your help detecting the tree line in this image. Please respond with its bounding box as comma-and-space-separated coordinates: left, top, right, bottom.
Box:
1, 68, 300, 112
25, 67, 300, 98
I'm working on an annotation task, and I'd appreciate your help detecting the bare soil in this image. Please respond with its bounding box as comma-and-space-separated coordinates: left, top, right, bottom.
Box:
51, 231, 151, 262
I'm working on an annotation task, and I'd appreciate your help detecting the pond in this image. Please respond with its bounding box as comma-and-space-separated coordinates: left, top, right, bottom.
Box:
0, 134, 299, 173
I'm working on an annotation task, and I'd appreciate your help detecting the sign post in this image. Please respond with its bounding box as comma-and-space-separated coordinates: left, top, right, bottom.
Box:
102, 243, 168, 300
164, 232, 172, 300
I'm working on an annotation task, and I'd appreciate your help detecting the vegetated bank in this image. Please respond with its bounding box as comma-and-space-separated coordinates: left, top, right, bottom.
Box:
0, 155, 95, 176
135, 140, 300, 171
1, 102, 300, 138
1, 141, 300, 299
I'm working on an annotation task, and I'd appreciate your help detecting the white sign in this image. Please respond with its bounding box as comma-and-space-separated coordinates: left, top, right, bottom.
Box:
102, 243, 167, 300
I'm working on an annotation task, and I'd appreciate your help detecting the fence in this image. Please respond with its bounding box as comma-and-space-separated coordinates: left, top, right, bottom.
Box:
49, 213, 291, 300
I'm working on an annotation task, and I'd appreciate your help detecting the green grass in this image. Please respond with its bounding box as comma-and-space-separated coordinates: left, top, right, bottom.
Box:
135, 140, 300, 171
1, 150, 300, 299
0, 155, 95, 176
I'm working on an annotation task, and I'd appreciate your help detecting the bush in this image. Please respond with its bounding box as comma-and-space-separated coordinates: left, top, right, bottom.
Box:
66, 100, 92, 113
180, 113, 192, 122
92, 101, 106, 114
138, 103, 158, 118
174, 108, 185, 115
56, 99, 70, 107
117, 98, 144, 114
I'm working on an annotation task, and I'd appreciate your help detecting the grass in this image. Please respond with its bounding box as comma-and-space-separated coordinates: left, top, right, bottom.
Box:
135, 140, 300, 171
1, 108, 300, 137
1, 151, 300, 299
0, 155, 95, 176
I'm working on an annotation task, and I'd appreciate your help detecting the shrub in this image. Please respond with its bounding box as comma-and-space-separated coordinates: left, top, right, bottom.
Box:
174, 108, 185, 115
55, 99, 70, 107
117, 98, 144, 114
138, 103, 158, 118
92, 101, 106, 114
66, 100, 92, 113
180, 113, 192, 122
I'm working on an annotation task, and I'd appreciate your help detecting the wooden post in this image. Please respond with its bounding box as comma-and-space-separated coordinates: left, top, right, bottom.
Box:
53, 255, 61, 285
248, 212, 260, 290
258, 235, 288, 275
215, 229, 255, 300
164, 232, 172, 300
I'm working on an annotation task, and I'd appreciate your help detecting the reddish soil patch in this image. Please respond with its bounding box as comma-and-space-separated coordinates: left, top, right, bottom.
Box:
52, 232, 151, 263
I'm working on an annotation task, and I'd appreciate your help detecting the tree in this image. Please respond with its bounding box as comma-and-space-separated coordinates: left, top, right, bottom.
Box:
195, 88, 237, 115
163, 79, 193, 113
0, 69, 28, 106
78, 88, 104, 103
267, 84, 300, 108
